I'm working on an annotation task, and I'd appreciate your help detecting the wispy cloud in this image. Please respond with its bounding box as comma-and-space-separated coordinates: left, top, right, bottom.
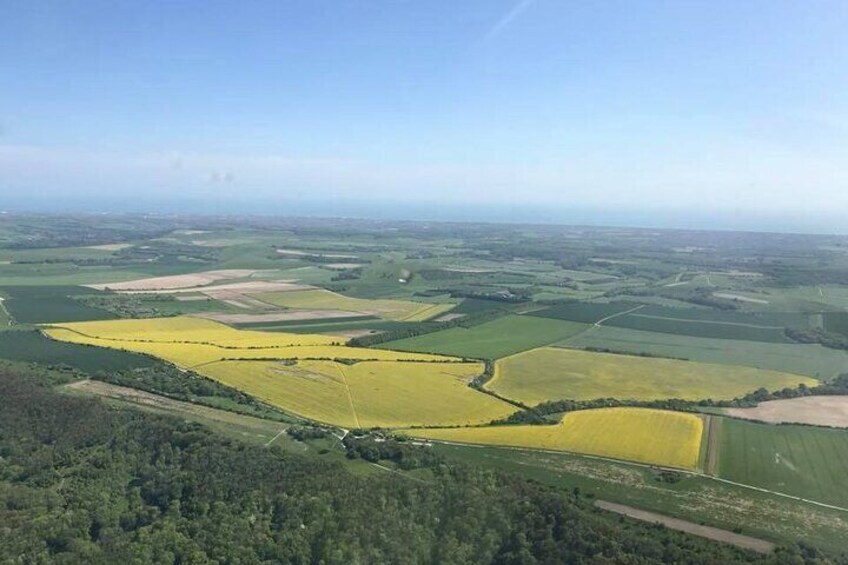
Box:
485, 0, 537, 40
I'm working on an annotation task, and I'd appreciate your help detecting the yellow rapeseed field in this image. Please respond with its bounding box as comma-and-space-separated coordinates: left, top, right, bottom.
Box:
47, 316, 338, 347
44, 324, 456, 368
199, 359, 516, 428
490, 347, 815, 405
43, 316, 513, 428
255, 289, 453, 321
404, 407, 704, 469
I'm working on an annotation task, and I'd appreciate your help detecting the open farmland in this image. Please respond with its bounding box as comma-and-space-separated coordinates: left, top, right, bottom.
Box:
533, 302, 798, 343
717, 418, 848, 508
404, 408, 704, 469
44, 319, 453, 369
200, 359, 514, 428
44, 316, 339, 347
0, 285, 116, 324
382, 315, 588, 359
723, 396, 848, 428
489, 347, 814, 405
562, 325, 848, 379
255, 288, 452, 321
85, 269, 269, 291
0, 329, 158, 373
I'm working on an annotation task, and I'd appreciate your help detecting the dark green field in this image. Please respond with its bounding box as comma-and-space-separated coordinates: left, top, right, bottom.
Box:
717, 417, 848, 508
530, 301, 642, 324
0, 285, 115, 324
381, 315, 588, 359
0, 329, 157, 373
609, 313, 791, 343
823, 311, 848, 337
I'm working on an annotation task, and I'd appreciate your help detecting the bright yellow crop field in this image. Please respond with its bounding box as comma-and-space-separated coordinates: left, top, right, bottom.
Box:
44, 324, 456, 369
489, 347, 815, 405
46, 316, 338, 347
255, 289, 453, 321
404, 408, 704, 469
200, 359, 515, 428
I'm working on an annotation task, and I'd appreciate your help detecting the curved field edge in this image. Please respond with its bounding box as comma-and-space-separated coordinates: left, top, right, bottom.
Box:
401, 407, 704, 470
198, 359, 516, 428
41, 317, 517, 428
487, 347, 817, 406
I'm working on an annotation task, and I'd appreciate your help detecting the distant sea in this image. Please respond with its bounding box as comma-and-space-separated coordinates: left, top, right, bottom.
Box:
1, 195, 844, 236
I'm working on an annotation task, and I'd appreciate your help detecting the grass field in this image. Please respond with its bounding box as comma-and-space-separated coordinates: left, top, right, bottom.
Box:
717, 418, 848, 508
382, 315, 588, 359
823, 311, 848, 337
200, 359, 514, 428
562, 325, 848, 380
489, 347, 815, 405
406, 408, 704, 469
532, 302, 796, 342
255, 288, 453, 321
0, 285, 116, 324
0, 329, 158, 373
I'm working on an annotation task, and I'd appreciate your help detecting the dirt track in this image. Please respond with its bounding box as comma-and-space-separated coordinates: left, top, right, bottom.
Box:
724, 396, 848, 428
595, 500, 775, 554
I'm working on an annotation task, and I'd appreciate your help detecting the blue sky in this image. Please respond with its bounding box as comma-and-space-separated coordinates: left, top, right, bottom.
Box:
1, 1, 847, 227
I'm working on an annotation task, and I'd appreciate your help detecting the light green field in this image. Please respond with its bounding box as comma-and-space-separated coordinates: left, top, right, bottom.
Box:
562, 325, 848, 380
255, 288, 452, 321
405, 408, 704, 470
383, 315, 588, 359
717, 417, 848, 508
489, 347, 816, 405
200, 359, 515, 428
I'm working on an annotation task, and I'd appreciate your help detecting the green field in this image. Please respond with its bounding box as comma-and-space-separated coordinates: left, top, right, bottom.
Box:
490, 347, 815, 404
533, 302, 797, 343
823, 311, 848, 337
0, 285, 115, 324
717, 417, 848, 508
562, 325, 848, 380
381, 315, 588, 359
0, 329, 158, 373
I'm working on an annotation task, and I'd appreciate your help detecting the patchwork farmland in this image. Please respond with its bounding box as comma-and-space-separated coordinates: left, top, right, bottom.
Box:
5, 215, 848, 554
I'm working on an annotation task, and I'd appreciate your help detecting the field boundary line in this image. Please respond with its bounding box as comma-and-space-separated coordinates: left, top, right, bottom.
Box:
594, 304, 645, 327
627, 313, 784, 330
264, 427, 289, 447
422, 438, 848, 514
0, 297, 12, 326
334, 364, 361, 428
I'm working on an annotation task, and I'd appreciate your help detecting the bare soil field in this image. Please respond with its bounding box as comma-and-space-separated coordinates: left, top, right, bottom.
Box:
434, 313, 466, 322
724, 396, 848, 428
87, 269, 268, 291
196, 309, 365, 324
594, 500, 774, 554
118, 280, 310, 295
320, 263, 364, 270
276, 248, 358, 259
84, 243, 134, 251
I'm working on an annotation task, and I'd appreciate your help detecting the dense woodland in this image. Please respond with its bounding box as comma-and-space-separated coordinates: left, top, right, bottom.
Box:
2, 370, 841, 564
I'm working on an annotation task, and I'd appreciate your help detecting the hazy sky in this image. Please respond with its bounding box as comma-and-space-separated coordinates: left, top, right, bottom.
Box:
1, 1, 847, 222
